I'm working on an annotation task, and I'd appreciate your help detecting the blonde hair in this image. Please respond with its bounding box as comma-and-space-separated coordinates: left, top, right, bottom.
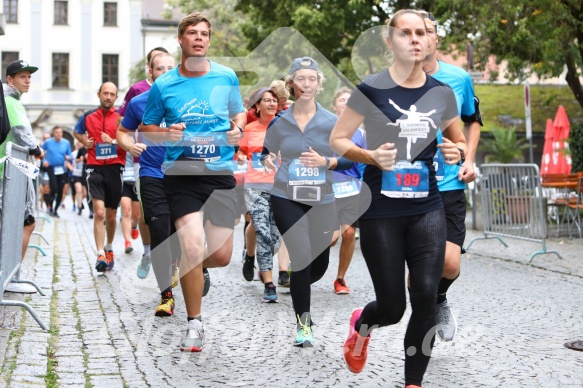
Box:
332, 86, 353, 106
178, 12, 211, 38
269, 80, 290, 101
283, 70, 326, 99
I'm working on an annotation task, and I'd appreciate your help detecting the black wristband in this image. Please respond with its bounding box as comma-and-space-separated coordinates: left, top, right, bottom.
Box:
457, 148, 466, 165
29, 145, 42, 157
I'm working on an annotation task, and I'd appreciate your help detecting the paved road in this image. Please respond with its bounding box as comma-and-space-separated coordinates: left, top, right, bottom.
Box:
1, 202, 583, 387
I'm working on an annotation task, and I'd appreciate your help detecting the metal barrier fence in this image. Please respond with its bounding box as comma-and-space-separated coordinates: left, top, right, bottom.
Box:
0, 142, 47, 330
465, 163, 563, 264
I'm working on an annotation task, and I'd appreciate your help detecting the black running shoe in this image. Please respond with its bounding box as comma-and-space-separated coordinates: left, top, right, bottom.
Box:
242, 253, 255, 282
278, 271, 291, 288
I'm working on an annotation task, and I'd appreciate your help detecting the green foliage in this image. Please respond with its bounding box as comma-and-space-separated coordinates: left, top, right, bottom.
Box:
128, 58, 148, 87
433, 0, 583, 110
479, 126, 531, 163
570, 122, 583, 173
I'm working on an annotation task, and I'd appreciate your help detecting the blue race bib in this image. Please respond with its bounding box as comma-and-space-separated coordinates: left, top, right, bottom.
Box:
95, 143, 117, 160
183, 134, 221, 162
381, 160, 429, 198
53, 165, 65, 175
288, 159, 325, 186
433, 151, 445, 182
332, 180, 360, 198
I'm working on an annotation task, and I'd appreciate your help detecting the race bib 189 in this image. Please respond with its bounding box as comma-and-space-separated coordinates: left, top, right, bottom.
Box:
381, 160, 429, 198
95, 143, 117, 160
288, 159, 325, 186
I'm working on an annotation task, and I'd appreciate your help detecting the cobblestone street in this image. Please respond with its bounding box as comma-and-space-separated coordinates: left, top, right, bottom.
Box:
1, 201, 583, 387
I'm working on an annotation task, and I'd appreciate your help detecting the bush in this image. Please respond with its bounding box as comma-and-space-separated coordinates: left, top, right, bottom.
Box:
570, 122, 583, 173
479, 126, 531, 163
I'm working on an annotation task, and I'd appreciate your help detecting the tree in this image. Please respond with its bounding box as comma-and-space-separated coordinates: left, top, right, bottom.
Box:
433, 0, 583, 111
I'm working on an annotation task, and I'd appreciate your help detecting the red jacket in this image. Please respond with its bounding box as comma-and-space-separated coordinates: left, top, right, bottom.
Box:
74, 106, 126, 166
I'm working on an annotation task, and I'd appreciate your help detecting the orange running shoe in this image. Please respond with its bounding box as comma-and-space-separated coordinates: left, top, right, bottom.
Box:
124, 240, 133, 253
131, 228, 139, 239
343, 308, 370, 374
95, 254, 107, 273
334, 278, 350, 294
105, 250, 115, 271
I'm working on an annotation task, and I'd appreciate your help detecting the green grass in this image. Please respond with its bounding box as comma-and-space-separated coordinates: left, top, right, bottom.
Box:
475, 84, 583, 132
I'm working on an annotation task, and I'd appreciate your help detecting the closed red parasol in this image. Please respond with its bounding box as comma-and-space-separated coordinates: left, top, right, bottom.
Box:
552, 105, 572, 174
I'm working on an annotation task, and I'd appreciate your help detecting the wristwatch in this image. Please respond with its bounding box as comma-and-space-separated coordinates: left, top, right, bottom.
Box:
324, 156, 331, 168
112, 139, 117, 145
457, 148, 465, 165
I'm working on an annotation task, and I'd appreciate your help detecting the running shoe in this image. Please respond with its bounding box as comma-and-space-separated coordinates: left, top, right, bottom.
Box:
89, 211, 94, 219
242, 252, 255, 282
124, 240, 133, 253
262, 283, 278, 303
203, 268, 211, 297
171, 263, 179, 288
343, 308, 370, 374
52, 211, 60, 218
72, 205, 77, 211
180, 319, 204, 352
105, 251, 115, 271
95, 253, 107, 273
155, 295, 175, 317
293, 314, 313, 348
136, 253, 151, 279
334, 278, 351, 295
278, 271, 291, 288
77, 207, 82, 216
436, 300, 457, 341
131, 227, 139, 240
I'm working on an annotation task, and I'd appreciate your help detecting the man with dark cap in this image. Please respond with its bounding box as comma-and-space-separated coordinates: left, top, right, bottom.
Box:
1, 59, 45, 293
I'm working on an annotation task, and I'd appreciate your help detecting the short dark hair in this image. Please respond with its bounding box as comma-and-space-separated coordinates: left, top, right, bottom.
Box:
178, 12, 211, 38
147, 47, 168, 64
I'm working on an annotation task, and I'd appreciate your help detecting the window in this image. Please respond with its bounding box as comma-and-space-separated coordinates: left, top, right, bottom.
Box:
2, 51, 19, 75
102, 54, 118, 86
54, 0, 68, 25
4, 0, 18, 23
52, 53, 69, 88
103, 2, 117, 26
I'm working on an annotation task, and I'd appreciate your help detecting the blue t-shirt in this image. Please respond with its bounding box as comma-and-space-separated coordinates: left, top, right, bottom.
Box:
432, 61, 476, 191
42, 138, 72, 169
142, 62, 245, 173
120, 90, 165, 179
347, 70, 458, 219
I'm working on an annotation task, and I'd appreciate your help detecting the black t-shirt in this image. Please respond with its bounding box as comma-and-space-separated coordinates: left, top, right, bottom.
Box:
347, 70, 458, 218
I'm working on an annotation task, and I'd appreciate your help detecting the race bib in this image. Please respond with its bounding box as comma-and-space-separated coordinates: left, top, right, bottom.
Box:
183, 135, 221, 162
381, 160, 429, 198
251, 153, 278, 171
53, 165, 65, 175
233, 160, 248, 175
288, 159, 325, 186
73, 162, 84, 177
122, 166, 135, 182
332, 180, 360, 198
95, 143, 117, 160
433, 151, 445, 182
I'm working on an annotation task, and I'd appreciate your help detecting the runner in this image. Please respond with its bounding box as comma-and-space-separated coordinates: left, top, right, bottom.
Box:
329, 87, 366, 295
330, 10, 466, 387
418, 10, 483, 342
74, 82, 126, 273
141, 12, 246, 350
70, 140, 88, 215
116, 51, 185, 316
238, 87, 287, 302
120, 152, 141, 253
41, 126, 72, 218
262, 56, 352, 347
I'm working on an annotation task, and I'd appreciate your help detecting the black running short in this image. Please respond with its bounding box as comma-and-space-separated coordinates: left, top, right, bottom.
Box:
139, 176, 170, 223
163, 173, 237, 228
439, 189, 466, 247
86, 164, 123, 209
334, 194, 360, 229
122, 181, 139, 202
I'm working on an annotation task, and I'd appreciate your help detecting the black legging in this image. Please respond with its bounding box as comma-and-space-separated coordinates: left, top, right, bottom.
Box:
148, 213, 181, 293
271, 196, 336, 324
357, 209, 446, 387
47, 166, 68, 210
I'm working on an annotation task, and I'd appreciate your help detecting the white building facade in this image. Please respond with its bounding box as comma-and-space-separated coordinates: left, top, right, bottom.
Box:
1, 0, 181, 139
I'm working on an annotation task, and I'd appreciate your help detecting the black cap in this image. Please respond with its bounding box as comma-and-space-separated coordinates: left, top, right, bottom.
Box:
6, 60, 38, 77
